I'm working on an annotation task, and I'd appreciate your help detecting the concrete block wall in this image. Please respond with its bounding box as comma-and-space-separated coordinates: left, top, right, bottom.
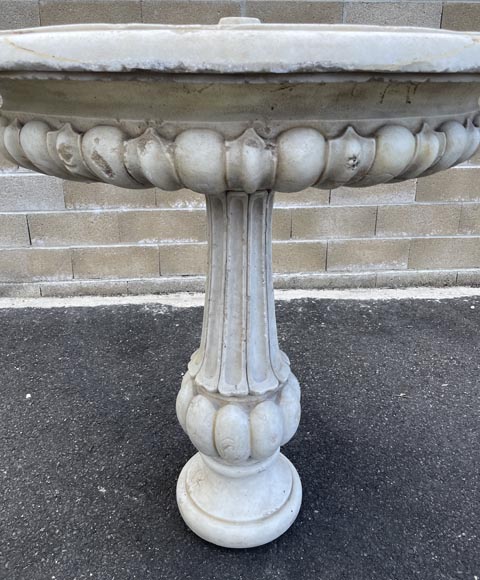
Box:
1, 0, 480, 297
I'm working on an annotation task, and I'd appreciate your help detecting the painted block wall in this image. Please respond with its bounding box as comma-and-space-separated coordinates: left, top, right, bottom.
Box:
1, 0, 480, 297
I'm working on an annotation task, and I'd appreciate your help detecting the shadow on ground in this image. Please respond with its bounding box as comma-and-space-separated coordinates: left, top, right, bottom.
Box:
0, 298, 478, 579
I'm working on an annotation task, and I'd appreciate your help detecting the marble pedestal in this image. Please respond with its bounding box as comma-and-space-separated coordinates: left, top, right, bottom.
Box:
175, 190, 302, 547
2, 16, 480, 550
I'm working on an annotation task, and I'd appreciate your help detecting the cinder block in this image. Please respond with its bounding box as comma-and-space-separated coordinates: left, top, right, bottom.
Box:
0, 174, 64, 211
0, 283, 41, 298
0, 0, 40, 30
330, 180, 416, 206
72, 246, 159, 279
0, 248, 72, 282
156, 189, 205, 209
118, 209, 206, 243
457, 270, 480, 286
328, 239, 410, 271
64, 182, 156, 209
442, 2, 480, 31
292, 206, 377, 239
376, 204, 462, 237
39, 0, 141, 25
40, 280, 129, 297
273, 271, 376, 289
0, 214, 30, 247
160, 243, 207, 275
458, 204, 480, 235
142, 0, 241, 24
376, 270, 457, 288
128, 276, 206, 294
275, 188, 329, 207
28, 212, 120, 246
245, 1, 343, 23
344, 2, 442, 27
273, 208, 291, 241
272, 241, 326, 273
409, 237, 480, 269
416, 168, 480, 202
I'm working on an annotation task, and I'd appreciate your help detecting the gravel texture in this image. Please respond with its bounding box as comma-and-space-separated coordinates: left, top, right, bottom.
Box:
0, 297, 479, 579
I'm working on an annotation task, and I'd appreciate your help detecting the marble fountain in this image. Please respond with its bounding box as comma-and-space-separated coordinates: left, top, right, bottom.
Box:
1, 17, 480, 548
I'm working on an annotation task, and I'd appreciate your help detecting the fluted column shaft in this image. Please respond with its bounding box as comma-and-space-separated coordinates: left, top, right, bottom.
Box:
176, 191, 302, 549
189, 191, 290, 397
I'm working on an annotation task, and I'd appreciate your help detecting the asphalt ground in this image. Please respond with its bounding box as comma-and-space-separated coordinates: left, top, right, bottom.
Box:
0, 297, 478, 580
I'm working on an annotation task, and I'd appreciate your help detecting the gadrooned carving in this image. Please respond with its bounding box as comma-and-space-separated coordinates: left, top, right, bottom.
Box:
176, 371, 301, 463
1, 116, 479, 193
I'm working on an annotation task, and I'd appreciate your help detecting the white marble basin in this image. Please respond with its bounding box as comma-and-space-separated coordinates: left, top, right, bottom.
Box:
1, 20, 480, 192
1, 19, 479, 549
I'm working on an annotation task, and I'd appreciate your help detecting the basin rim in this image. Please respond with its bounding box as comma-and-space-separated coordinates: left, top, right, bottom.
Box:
2, 23, 480, 75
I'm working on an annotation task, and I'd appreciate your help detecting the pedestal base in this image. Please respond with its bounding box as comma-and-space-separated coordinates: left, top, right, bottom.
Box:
176, 451, 302, 548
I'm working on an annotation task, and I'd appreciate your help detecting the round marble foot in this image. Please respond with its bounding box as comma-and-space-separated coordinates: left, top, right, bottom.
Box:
176, 451, 302, 548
